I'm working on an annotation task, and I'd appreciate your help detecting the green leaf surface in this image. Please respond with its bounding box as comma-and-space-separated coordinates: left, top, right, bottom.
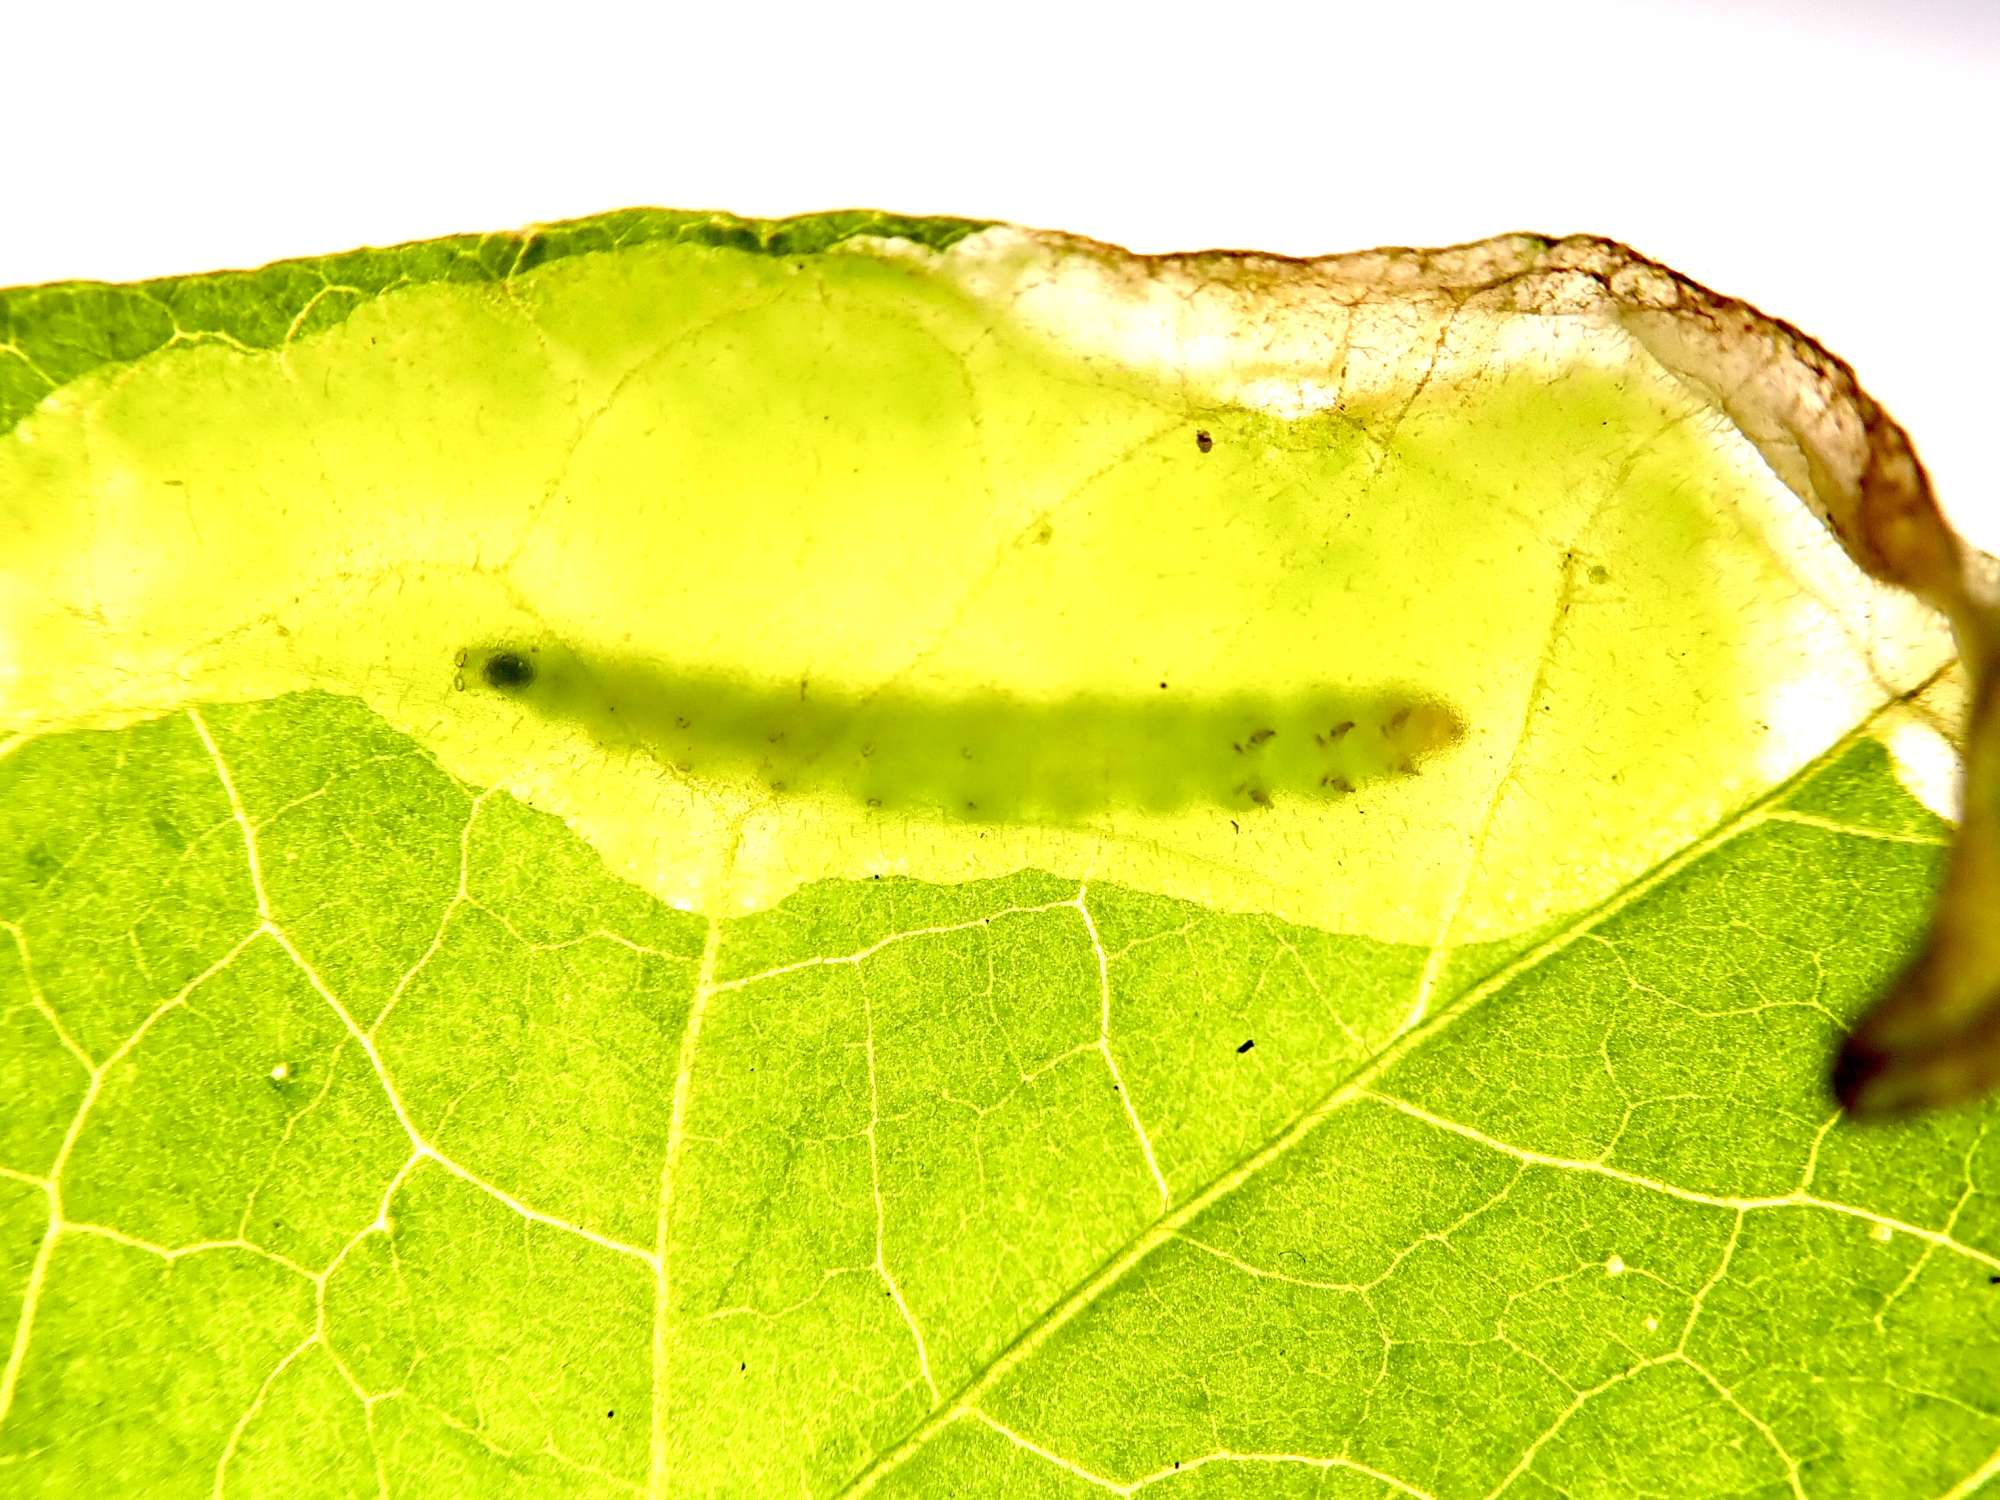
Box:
3, 210, 1998, 1497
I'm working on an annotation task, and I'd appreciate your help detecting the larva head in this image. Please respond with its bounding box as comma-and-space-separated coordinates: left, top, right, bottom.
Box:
481, 649, 536, 690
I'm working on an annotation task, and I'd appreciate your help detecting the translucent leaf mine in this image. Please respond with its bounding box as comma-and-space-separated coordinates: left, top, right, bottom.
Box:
3, 210, 1999, 1497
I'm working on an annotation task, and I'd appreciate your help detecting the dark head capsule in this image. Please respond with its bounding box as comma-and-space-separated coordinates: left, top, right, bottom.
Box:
482, 650, 535, 690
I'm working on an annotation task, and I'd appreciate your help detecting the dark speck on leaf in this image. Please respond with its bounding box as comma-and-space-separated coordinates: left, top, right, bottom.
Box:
1237, 1038, 1255, 1054
482, 650, 534, 690
1195, 429, 1213, 453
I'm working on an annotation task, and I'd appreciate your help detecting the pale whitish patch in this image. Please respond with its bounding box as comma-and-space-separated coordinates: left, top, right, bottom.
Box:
899, 226, 1645, 418
1644, 1315, 1659, 1332
1605, 1253, 1626, 1276
269, 1062, 289, 1082
1884, 718, 1962, 823
1871, 1223, 1895, 1243
1231, 376, 1344, 419
1761, 670, 1876, 790
1723, 417, 1956, 794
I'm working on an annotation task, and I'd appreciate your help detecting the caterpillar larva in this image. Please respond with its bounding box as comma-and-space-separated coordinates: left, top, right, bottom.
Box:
457, 641, 1467, 825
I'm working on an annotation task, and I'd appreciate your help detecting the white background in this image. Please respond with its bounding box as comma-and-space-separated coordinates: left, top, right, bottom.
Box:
9, 0, 1996, 546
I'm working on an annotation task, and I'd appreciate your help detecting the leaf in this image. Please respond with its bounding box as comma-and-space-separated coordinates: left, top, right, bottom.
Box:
3, 212, 1998, 1497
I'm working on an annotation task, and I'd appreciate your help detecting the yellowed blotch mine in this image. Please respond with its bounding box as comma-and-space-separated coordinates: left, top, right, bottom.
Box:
0, 224, 1968, 959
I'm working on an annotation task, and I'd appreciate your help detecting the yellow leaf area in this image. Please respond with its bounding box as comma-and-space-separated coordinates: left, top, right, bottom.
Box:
0, 224, 1958, 987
